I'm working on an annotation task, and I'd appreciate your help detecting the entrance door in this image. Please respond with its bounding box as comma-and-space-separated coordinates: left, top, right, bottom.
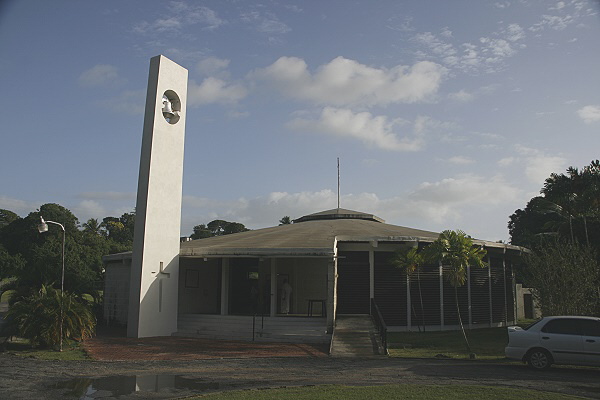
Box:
229, 258, 260, 315
337, 251, 370, 314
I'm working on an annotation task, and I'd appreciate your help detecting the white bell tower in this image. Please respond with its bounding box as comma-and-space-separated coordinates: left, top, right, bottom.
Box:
128, 55, 188, 338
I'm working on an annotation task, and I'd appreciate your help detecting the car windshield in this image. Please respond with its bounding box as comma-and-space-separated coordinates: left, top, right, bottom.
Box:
522, 319, 543, 330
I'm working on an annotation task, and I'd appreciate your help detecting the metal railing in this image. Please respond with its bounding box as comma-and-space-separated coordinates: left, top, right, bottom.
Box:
370, 298, 388, 355
252, 311, 265, 341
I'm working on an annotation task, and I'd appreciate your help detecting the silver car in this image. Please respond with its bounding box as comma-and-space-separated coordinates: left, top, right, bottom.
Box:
505, 316, 600, 370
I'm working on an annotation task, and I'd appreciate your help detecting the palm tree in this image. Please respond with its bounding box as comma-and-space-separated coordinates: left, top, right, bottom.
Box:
82, 218, 104, 236
424, 230, 487, 355
541, 165, 600, 245
279, 216, 292, 225
390, 246, 425, 332
4, 285, 95, 349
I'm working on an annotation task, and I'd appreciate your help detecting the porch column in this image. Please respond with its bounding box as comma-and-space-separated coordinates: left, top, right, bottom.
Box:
270, 259, 278, 317
439, 260, 444, 330
503, 248, 508, 326
407, 274, 411, 330
369, 247, 375, 301
220, 258, 229, 315
327, 257, 337, 334
488, 255, 493, 327
467, 264, 472, 329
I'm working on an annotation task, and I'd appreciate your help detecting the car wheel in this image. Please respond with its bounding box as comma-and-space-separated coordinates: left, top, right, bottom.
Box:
527, 349, 552, 370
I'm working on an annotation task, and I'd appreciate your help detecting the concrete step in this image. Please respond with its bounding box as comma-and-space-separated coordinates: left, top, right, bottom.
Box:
330, 315, 385, 357
175, 314, 331, 344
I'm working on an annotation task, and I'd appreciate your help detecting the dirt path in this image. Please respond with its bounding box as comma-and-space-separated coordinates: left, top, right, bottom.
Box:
1, 353, 599, 399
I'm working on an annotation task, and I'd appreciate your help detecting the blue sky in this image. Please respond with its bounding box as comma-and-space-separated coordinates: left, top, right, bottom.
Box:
1, 0, 599, 242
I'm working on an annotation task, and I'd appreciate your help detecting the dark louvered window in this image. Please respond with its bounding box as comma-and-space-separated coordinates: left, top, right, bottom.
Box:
337, 251, 370, 314
374, 252, 407, 326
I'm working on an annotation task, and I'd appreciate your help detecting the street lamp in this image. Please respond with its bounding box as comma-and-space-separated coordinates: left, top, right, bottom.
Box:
37, 216, 66, 351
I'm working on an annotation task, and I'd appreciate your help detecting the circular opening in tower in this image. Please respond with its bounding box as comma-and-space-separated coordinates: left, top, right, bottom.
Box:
161, 90, 181, 124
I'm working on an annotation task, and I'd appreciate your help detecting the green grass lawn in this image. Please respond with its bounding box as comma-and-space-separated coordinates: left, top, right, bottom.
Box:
388, 326, 510, 360
187, 384, 583, 400
3, 338, 89, 361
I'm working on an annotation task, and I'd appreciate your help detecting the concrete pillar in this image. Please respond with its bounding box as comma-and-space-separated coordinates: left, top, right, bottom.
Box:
270, 259, 278, 317
503, 249, 508, 326
467, 264, 472, 329
407, 273, 412, 330
128, 55, 188, 338
369, 248, 375, 301
439, 260, 444, 330
488, 256, 493, 327
327, 255, 337, 333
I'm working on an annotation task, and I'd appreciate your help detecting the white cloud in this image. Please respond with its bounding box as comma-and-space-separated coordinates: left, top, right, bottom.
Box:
78, 192, 136, 201
515, 145, 567, 184
480, 37, 516, 60
497, 157, 515, 167
188, 77, 248, 105
134, 3, 223, 34
102, 90, 145, 115
73, 200, 106, 221
448, 90, 474, 102
241, 11, 290, 34
287, 107, 424, 151
441, 27, 453, 38
196, 57, 230, 76
503, 23, 526, 42
530, 14, 575, 32
78, 64, 123, 87
251, 56, 445, 107
180, 175, 521, 240
414, 23, 526, 75
0, 195, 36, 216
409, 174, 519, 207
577, 105, 600, 123
447, 156, 475, 165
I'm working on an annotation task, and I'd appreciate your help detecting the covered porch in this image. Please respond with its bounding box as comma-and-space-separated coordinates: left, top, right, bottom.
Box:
176, 249, 336, 341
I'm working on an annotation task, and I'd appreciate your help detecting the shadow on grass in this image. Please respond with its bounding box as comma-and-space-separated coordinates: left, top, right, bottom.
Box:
388, 327, 509, 360
3, 337, 89, 360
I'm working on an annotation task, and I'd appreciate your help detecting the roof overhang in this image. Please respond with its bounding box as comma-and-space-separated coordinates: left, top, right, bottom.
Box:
180, 247, 335, 258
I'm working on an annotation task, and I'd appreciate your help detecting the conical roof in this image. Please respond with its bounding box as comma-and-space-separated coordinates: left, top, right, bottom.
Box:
293, 208, 385, 223
180, 209, 440, 258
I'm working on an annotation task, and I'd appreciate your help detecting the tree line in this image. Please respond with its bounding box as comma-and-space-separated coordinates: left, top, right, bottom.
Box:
508, 160, 600, 317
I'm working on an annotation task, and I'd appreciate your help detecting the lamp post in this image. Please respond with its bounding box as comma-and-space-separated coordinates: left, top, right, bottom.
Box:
37, 216, 66, 352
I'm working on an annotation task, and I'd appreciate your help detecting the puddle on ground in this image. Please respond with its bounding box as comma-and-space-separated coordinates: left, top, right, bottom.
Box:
53, 374, 222, 399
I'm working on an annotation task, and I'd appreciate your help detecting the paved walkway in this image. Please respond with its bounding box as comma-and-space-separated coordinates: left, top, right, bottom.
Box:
83, 327, 329, 360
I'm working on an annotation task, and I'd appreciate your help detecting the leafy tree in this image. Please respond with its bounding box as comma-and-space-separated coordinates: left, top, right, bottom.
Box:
190, 219, 249, 239
102, 211, 135, 253
3, 285, 95, 349
523, 241, 600, 316
390, 246, 425, 332
0, 209, 18, 228
82, 218, 104, 237
0, 204, 107, 303
279, 216, 292, 225
190, 224, 212, 240
424, 230, 487, 355
510, 160, 600, 250
206, 220, 228, 236
222, 222, 248, 235
0, 244, 25, 282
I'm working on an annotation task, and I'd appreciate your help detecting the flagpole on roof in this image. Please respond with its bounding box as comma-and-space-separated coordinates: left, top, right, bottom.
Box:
337, 157, 340, 210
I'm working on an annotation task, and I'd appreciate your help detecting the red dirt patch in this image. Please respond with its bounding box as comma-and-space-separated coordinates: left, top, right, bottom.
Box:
83, 335, 329, 361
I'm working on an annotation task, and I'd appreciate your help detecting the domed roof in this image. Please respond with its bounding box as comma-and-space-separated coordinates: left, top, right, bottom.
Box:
179, 208, 440, 258
293, 208, 385, 224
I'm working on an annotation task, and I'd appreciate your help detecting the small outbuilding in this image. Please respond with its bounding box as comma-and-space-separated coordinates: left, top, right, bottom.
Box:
103, 208, 524, 343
